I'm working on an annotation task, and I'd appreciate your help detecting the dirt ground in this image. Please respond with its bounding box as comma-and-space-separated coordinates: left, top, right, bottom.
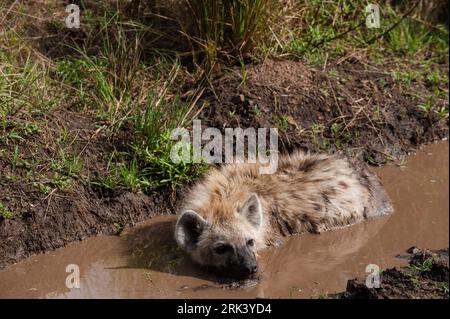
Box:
200, 58, 448, 164
334, 248, 449, 299
0, 57, 448, 271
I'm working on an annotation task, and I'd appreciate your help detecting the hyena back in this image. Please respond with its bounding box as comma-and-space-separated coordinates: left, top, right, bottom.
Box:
175, 151, 393, 277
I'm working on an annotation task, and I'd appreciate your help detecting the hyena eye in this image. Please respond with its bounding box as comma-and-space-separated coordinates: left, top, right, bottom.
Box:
215, 244, 232, 255
247, 239, 255, 247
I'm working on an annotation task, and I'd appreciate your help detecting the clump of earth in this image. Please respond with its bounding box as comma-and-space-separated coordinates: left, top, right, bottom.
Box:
334, 247, 449, 299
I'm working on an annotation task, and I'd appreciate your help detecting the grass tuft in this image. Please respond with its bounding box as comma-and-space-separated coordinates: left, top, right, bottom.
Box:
0, 203, 13, 220
184, 0, 280, 69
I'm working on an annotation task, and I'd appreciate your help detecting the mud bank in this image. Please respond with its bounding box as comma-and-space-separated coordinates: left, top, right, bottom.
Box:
0, 142, 447, 298
199, 59, 449, 164
335, 248, 449, 299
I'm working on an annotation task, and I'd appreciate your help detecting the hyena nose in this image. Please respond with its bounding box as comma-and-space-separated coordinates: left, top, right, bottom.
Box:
250, 265, 258, 273
244, 264, 258, 274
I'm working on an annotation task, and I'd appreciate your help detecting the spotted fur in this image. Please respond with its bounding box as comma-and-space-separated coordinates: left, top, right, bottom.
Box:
175, 151, 393, 274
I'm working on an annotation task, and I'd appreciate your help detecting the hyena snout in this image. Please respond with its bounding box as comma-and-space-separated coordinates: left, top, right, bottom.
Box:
232, 250, 258, 276
241, 259, 258, 275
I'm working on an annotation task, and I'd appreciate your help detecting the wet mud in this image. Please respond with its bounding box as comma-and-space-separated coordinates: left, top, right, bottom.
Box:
335, 247, 449, 299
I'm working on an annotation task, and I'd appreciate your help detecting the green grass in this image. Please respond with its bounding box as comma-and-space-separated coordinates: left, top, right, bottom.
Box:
409, 275, 421, 290
310, 123, 331, 150
50, 150, 83, 178
435, 282, 449, 294
0, 49, 58, 145
49, 174, 72, 191
417, 95, 449, 121
0, 4, 210, 196
383, 16, 448, 62
64, 65, 206, 191
425, 66, 449, 90
272, 114, 290, 131
286, 1, 449, 66
392, 70, 421, 85
110, 76, 208, 191
408, 257, 434, 273
54, 12, 146, 132
315, 291, 329, 299
33, 182, 51, 195
44, 9, 209, 193
0, 203, 13, 219
184, 0, 279, 69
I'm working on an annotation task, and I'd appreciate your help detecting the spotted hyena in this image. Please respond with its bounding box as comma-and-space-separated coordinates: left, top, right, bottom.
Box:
174, 151, 393, 277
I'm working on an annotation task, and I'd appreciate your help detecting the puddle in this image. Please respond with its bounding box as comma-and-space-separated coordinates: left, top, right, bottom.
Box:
0, 142, 448, 298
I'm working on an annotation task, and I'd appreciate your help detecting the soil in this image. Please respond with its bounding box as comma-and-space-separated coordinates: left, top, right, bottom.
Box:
334, 247, 449, 299
0, 57, 448, 271
199, 58, 448, 164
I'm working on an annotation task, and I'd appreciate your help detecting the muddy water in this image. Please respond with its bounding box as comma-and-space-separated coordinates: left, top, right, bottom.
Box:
0, 142, 448, 299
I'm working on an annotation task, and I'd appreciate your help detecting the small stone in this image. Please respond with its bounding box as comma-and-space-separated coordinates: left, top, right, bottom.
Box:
407, 246, 421, 254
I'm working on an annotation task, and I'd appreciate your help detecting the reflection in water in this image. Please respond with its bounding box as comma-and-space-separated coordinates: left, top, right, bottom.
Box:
0, 142, 448, 298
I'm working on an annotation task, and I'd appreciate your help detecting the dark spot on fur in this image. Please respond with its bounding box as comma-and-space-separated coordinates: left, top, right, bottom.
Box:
292, 192, 304, 201
357, 172, 371, 189
301, 158, 327, 173
302, 159, 317, 172
322, 193, 330, 203
338, 181, 349, 189
300, 216, 321, 234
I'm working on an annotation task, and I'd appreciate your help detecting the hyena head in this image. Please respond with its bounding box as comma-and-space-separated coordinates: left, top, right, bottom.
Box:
175, 194, 263, 278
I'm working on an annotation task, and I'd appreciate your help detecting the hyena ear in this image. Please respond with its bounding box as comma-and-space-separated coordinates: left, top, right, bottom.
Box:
239, 194, 263, 230
175, 210, 207, 251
